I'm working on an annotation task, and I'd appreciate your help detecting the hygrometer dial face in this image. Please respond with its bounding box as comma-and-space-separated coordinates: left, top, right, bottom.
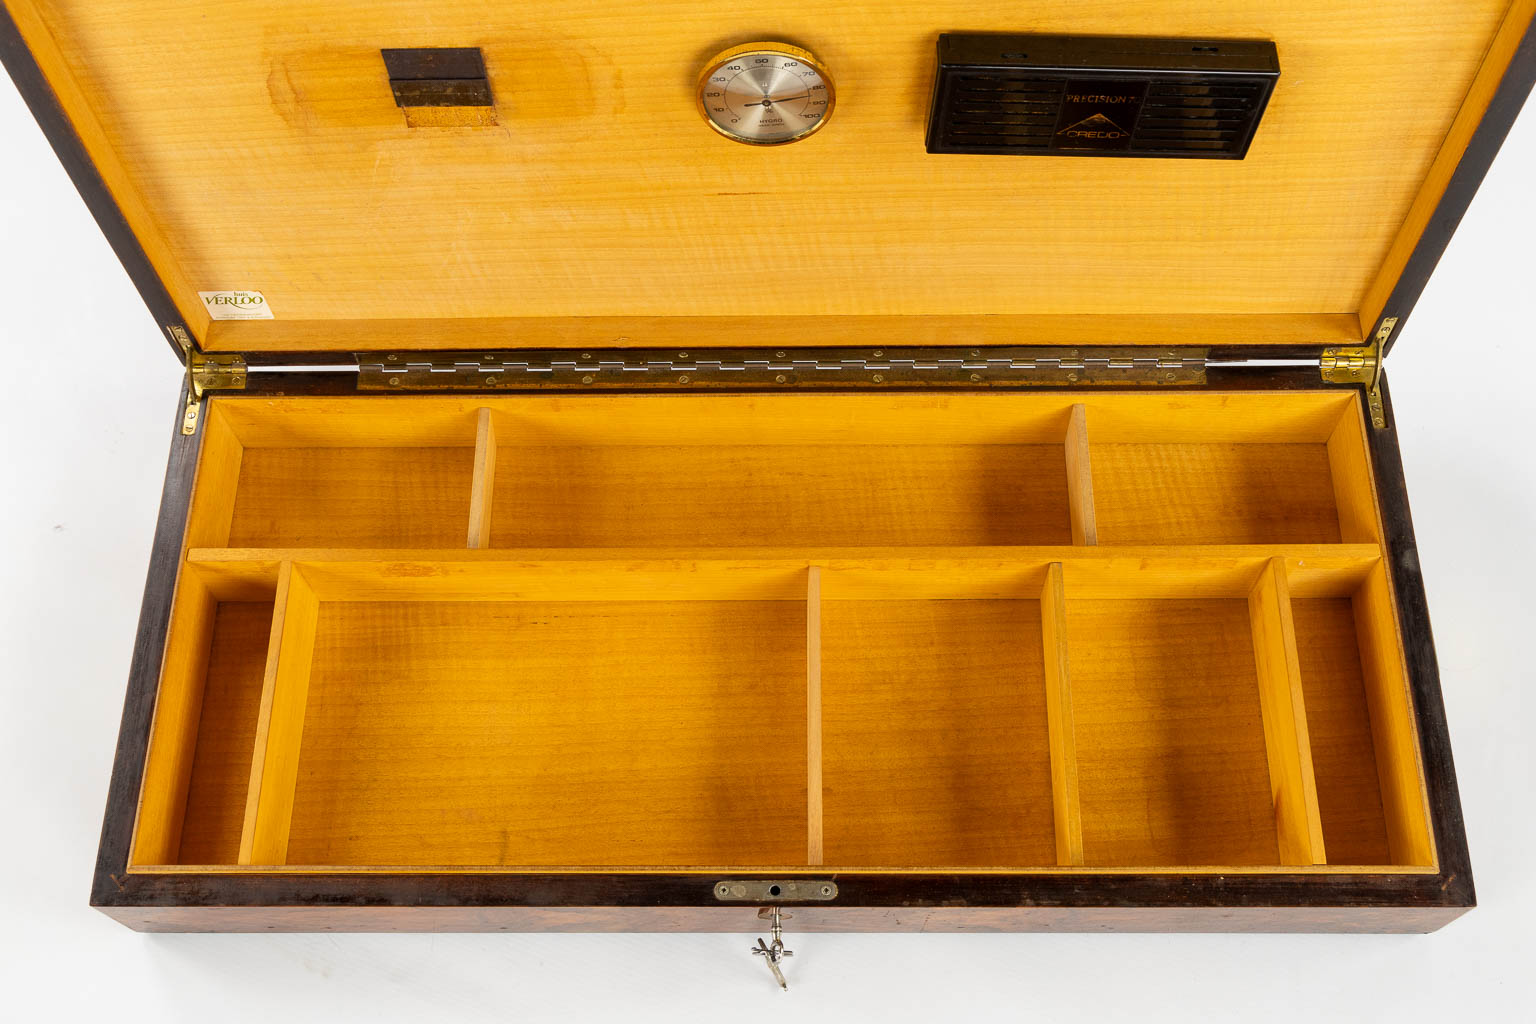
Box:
697, 43, 835, 145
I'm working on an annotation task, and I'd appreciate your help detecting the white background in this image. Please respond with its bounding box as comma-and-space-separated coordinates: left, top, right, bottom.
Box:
2, 58, 1533, 1024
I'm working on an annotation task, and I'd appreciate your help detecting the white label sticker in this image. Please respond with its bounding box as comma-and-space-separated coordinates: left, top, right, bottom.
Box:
199, 290, 274, 320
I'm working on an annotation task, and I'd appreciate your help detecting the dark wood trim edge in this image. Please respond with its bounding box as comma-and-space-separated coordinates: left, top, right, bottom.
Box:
0, 2, 190, 360
92, 868, 1475, 916
90, 381, 204, 905
1365, 374, 1475, 906
1376, 11, 1536, 356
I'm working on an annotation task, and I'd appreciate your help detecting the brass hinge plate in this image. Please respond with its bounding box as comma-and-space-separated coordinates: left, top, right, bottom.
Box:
357, 346, 1208, 391
1320, 317, 1395, 429
171, 325, 248, 435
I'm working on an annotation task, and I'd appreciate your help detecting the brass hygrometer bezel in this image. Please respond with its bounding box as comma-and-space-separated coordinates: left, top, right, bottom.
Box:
696, 41, 837, 146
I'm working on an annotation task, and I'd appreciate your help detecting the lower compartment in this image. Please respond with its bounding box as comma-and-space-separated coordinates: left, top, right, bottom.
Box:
176, 602, 271, 865
140, 552, 1432, 874
1293, 598, 1395, 865
1069, 598, 1281, 867
821, 598, 1055, 866
290, 600, 807, 867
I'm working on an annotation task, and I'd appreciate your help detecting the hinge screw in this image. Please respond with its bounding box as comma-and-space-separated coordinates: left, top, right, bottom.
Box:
776, 350, 786, 358
581, 375, 594, 384
872, 374, 885, 383
388, 377, 400, 386
1067, 373, 1079, 382
678, 351, 690, 359
387, 354, 398, 361
775, 374, 787, 384
970, 373, 982, 382
678, 375, 691, 384
873, 350, 883, 357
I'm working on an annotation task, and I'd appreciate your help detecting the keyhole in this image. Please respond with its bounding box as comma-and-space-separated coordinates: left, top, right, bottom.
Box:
768, 885, 782, 897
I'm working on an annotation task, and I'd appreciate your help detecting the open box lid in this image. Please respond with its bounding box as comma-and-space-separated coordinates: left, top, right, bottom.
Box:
2, 1, 1533, 374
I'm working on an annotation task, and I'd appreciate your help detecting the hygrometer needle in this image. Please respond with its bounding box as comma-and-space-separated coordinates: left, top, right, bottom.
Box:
744, 94, 811, 107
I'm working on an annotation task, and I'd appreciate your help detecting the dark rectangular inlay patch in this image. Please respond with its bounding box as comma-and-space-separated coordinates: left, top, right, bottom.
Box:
382, 47, 492, 108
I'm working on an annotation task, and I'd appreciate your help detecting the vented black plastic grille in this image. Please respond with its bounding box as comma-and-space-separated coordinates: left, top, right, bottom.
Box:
1135, 80, 1273, 154
927, 34, 1280, 159
941, 74, 1065, 150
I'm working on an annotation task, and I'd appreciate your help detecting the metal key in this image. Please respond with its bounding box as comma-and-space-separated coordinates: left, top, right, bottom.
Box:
751, 907, 794, 990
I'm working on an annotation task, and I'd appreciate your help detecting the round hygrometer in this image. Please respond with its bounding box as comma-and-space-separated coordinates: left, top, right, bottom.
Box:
696, 42, 835, 145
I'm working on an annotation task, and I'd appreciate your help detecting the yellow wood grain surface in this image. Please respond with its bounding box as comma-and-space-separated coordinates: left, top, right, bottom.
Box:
491, 443, 1071, 547
821, 599, 1057, 866
7, 0, 1519, 349
208, 392, 1357, 447
1068, 598, 1280, 866
129, 573, 216, 865
1093, 443, 1343, 545
1353, 565, 1435, 865
1291, 598, 1393, 864
183, 410, 244, 549
204, 313, 1369, 354
176, 603, 274, 864
284, 600, 809, 866
1327, 403, 1383, 544
228, 447, 475, 547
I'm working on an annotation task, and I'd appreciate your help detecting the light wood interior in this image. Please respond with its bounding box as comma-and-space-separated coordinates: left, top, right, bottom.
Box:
284, 599, 808, 866
128, 391, 1436, 873
5, 0, 1529, 350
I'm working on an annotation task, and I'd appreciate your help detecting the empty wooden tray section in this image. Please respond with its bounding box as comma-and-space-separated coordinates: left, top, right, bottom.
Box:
127, 392, 1434, 876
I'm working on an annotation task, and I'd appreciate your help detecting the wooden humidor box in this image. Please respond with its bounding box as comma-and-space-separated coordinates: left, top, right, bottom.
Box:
3, 0, 1532, 940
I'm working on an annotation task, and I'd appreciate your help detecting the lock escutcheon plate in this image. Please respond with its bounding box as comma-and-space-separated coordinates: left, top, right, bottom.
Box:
714, 880, 838, 901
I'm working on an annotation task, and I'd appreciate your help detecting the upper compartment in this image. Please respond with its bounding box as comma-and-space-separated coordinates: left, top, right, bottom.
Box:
3, 1, 1532, 355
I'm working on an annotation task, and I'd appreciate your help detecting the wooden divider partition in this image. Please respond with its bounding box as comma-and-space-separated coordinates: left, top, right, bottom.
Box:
127, 392, 1435, 871
239, 563, 319, 865
466, 408, 497, 550
806, 565, 824, 868
1041, 562, 1083, 866
1249, 558, 1327, 865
